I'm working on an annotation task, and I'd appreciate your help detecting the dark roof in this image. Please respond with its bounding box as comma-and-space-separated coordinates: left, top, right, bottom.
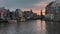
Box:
46, 1, 55, 8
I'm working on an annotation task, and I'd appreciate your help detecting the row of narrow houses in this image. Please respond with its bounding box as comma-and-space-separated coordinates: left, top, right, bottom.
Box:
0, 7, 15, 20
45, 1, 60, 21
0, 7, 38, 22
23, 10, 38, 20
0, 7, 25, 22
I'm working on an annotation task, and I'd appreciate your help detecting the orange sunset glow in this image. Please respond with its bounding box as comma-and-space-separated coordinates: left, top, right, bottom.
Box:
21, 1, 47, 16
42, 9, 45, 15
34, 2, 47, 8
32, 9, 45, 15
22, 8, 46, 15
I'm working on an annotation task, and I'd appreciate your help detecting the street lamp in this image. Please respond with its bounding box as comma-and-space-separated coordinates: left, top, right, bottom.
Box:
41, 9, 43, 20
40, 9, 43, 34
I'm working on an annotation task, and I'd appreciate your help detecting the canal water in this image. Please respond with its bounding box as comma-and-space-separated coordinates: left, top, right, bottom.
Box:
0, 20, 60, 34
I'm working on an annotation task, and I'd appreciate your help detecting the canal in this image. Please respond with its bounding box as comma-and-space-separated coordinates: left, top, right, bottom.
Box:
0, 20, 60, 34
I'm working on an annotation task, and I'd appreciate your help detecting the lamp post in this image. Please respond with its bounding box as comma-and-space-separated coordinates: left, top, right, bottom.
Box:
41, 9, 43, 20
41, 9, 43, 34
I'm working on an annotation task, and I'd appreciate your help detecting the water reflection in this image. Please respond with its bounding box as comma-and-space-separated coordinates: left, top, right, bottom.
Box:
46, 21, 60, 34
0, 20, 56, 34
0, 23, 8, 34
35, 20, 46, 34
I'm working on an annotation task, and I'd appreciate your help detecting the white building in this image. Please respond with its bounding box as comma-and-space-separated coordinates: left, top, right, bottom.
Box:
15, 9, 25, 22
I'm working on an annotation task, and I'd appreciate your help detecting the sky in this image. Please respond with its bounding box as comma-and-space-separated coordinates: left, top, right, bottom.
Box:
0, 0, 55, 15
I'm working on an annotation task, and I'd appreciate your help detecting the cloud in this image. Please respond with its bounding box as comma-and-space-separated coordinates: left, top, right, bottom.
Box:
0, 0, 55, 9
0, 0, 55, 12
34, 2, 47, 8
21, 8, 31, 11
33, 0, 55, 9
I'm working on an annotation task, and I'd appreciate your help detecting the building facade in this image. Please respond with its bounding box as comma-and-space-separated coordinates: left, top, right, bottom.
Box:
9, 11, 15, 20
15, 9, 19, 18
15, 9, 26, 21
0, 7, 7, 19
23, 10, 33, 19
6, 9, 10, 20
45, 1, 60, 20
